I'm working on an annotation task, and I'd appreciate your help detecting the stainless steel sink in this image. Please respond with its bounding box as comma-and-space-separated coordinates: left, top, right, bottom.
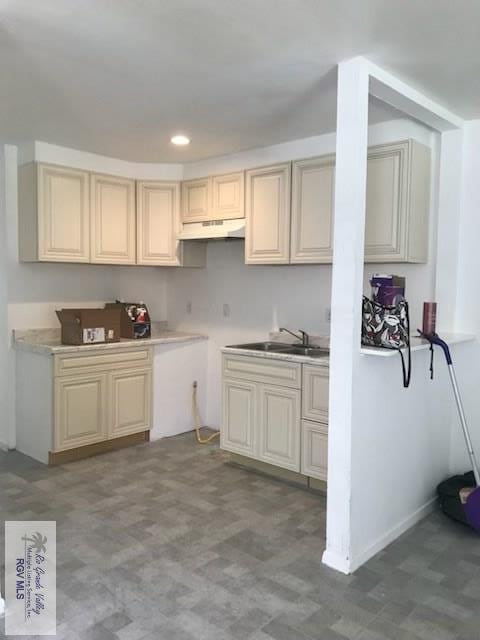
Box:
227, 342, 329, 358
283, 346, 329, 358
227, 341, 294, 352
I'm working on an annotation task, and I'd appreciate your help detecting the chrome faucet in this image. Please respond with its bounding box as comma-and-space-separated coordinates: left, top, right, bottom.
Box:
279, 327, 311, 346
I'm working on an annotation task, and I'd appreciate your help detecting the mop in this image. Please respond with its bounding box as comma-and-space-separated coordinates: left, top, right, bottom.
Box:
420, 331, 480, 532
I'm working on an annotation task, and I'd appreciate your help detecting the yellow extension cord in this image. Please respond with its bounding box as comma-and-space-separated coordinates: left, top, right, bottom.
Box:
192, 381, 220, 444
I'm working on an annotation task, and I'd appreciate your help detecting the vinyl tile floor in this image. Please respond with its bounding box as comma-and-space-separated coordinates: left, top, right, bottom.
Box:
1, 432, 479, 640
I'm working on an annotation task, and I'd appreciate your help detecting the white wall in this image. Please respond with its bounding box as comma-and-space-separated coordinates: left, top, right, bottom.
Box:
448, 120, 480, 472
168, 118, 437, 428
167, 241, 333, 427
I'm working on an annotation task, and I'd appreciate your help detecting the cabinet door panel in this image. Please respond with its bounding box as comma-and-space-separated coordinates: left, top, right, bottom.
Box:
365, 143, 408, 262
54, 373, 107, 451
245, 164, 291, 264
109, 368, 152, 438
258, 385, 300, 471
91, 174, 136, 264
38, 164, 90, 262
291, 157, 335, 263
211, 172, 245, 219
221, 378, 256, 456
137, 181, 181, 265
181, 178, 210, 222
302, 420, 328, 481
302, 365, 329, 422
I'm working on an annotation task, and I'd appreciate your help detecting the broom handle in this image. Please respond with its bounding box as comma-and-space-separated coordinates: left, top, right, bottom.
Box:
448, 363, 480, 486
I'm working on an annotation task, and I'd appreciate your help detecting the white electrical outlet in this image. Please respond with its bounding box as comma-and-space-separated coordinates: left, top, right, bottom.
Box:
223, 303, 230, 317
186, 301, 192, 314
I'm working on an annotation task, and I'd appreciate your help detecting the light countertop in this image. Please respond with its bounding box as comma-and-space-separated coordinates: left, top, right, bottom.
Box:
13, 325, 208, 356
360, 333, 476, 357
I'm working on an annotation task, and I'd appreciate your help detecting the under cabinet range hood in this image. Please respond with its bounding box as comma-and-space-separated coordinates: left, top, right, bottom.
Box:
177, 219, 245, 241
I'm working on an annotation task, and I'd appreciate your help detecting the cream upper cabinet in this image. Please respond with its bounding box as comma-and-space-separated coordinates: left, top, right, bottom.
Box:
258, 385, 300, 472
181, 177, 211, 223
137, 181, 181, 266
18, 163, 90, 263
211, 172, 245, 219
291, 156, 335, 263
90, 173, 136, 264
365, 140, 430, 263
245, 163, 291, 264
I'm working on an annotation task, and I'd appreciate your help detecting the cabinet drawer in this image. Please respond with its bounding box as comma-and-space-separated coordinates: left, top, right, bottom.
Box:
302, 364, 329, 422
222, 353, 301, 389
301, 419, 328, 481
55, 347, 152, 377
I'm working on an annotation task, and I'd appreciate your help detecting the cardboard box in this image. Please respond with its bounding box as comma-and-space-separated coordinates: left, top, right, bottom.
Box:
56, 308, 121, 345
105, 302, 151, 339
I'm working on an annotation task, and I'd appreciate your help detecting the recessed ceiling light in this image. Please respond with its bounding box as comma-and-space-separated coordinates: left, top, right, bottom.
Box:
171, 134, 190, 146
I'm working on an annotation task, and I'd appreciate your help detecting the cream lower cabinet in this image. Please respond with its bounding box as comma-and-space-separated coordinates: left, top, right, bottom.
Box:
222, 378, 257, 457
109, 367, 152, 439
302, 420, 328, 481
15, 345, 153, 465
54, 351, 152, 452
258, 384, 300, 471
54, 372, 108, 450
222, 353, 329, 480
301, 364, 329, 481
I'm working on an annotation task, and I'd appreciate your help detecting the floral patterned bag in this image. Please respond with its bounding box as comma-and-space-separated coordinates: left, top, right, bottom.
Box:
361, 296, 411, 387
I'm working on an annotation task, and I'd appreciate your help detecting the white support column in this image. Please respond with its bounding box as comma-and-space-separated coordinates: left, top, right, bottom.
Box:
322, 58, 369, 574
435, 129, 464, 333
0, 144, 11, 450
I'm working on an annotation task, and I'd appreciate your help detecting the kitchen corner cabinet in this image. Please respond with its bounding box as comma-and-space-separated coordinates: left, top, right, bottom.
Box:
16, 346, 153, 464
18, 163, 90, 263
291, 156, 335, 263
136, 181, 206, 267
90, 174, 136, 264
245, 163, 291, 264
365, 139, 431, 263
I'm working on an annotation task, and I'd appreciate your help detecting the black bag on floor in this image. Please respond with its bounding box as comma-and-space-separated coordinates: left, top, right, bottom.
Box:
437, 472, 476, 526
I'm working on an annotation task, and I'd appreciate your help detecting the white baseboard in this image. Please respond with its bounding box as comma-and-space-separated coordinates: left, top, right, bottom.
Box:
349, 497, 437, 573
323, 497, 436, 575
321, 548, 352, 575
